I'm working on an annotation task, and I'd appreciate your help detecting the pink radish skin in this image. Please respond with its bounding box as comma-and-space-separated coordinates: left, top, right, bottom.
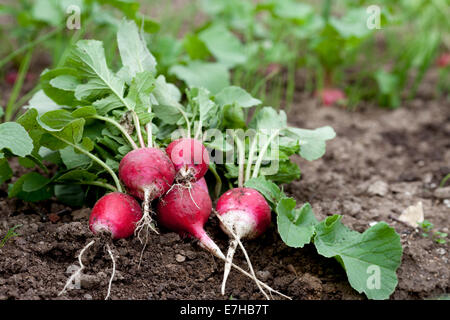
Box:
317, 88, 346, 106
215, 187, 271, 295
156, 183, 224, 259
119, 147, 175, 200
196, 177, 208, 192
166, 138, 210, 182
89, 192, 143, 239
216, 188, 271, 239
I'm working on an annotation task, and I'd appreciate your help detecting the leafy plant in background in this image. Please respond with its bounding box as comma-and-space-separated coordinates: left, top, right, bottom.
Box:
0, 0, 159, 122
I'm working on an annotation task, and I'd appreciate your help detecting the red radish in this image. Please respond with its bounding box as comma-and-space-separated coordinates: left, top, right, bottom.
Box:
156, 182, 223, 258
166, 138, 210, 183
89, 192, 143, 239
60, 192, 143, 300
215, 187, 271, 297
196, 177, 208, 192
317, 88, 346, 106
5, 71, 35, 85
119, 147, 175, 237
5, 71, 18, 85
437, 53, 450, 68
119, 147, 175, 200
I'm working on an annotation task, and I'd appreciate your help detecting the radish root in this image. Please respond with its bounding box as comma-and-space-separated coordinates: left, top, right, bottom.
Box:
105, 244, 116, 300
166, 180, 200, 209
214, 211, 270, 300
58, 240, 95, 297
221, 239, 238, 295
135, 187, 159, 243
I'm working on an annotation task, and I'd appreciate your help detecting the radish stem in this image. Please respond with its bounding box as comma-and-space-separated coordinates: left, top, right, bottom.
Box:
251, 129, 280, 179
146, 123, 152, 148
131, 111, 145, 148
233, 133, 245, 188
244, 133, 258, 183
53, 135, 123, 193
4, 49, 33, 121
73, 181, 117, 192
92, 115, 138, 150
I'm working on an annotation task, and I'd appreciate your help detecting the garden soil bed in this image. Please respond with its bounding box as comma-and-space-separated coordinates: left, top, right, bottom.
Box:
0, 83, 449, 300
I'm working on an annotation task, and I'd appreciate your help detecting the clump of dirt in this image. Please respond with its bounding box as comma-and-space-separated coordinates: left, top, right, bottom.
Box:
1, 86, 449, 300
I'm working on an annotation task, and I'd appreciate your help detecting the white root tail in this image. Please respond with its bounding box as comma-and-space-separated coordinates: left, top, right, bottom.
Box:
196, 225, 290, 300
221, 239, 238, 295
105, 244, 116, 300
135, 188, 159, 244
214, 212, 270, 300
58, 240, 95, 297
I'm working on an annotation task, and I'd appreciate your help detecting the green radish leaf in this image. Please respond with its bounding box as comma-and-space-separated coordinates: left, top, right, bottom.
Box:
69, 40, 126, 110
153, 105, 183, 125
0, 122, 34, 157
314, 216, 403, 300
126, 71, 156, 114
276, 199, 318, 248
22, 172, 50, 192
183, 33, 211, 60
215, 86, 261, 108
8, 172, 53, 202
55, 169, 97, 182
0, 159, 12, 184
72, 106, 97, 118
16, 109, 43, 152
268, 0, 314, 21
151, 75, 183, 107
60, 146, 91, 169
38, 110, 75, 130
18, 157, 36, 169
0, 107, 4, 118
25, 90, 62, 115
169, 61, 230, 94
117, 19, 157, 77
249, 107, 287, 130
221, 104, 246, 129
198, 24, 247, 67
191, 87, 218, 131
31, 0, 63, 26
40, 68, 81, 106
244, 176, 283, 207
262, 160, 301, 184
54, 184, 84, 207
287, 126, 336, 161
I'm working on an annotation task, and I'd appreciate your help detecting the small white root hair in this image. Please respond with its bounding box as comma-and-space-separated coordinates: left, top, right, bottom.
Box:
58, 240, 95, 297
105, 244, 116, 300
221, 239, 238, 295
135, 187, 159, 245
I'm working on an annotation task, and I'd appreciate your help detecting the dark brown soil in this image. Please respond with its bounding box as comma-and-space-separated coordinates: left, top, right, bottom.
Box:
1, 77, 449, 300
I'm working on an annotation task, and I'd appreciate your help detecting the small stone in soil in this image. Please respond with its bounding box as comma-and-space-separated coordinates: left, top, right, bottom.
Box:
256, 270, 271, 282
175, 254, 186, 263
367, 181, 389, 197
434, 187, 450, 199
